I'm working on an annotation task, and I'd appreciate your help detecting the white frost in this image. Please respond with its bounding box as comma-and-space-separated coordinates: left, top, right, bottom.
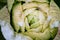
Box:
0, 20, 14, 40
39, 13, 45, 24
50, 21, 59, 28
18, 22, 24, 27
47, 16, 52, 21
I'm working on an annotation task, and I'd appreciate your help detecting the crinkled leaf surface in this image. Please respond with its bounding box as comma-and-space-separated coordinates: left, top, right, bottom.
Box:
50, 0, 60, 21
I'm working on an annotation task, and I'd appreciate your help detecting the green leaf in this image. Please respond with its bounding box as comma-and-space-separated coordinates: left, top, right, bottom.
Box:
0, 0, 7, 9
7, 0, 14, 12
0, 0, 7, 3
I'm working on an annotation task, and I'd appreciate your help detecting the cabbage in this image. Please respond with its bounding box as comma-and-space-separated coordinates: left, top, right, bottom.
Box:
0, 0, 59, 40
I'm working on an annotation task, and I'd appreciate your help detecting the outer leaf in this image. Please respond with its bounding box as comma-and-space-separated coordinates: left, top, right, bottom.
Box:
0, 0, 7, 3
7, 0, 14, 12
50, 0, 60, 21
17, 0, 49, 3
